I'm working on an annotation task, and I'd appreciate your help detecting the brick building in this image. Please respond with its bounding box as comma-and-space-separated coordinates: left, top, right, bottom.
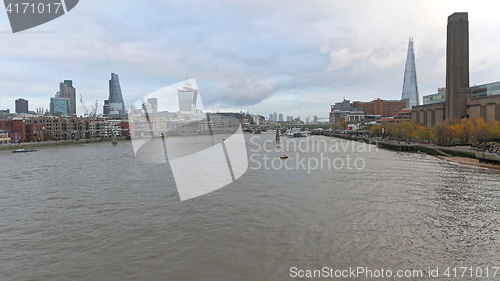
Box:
353, 99, 408, 117
0, 116, 126, 143
0, 118, 46, 143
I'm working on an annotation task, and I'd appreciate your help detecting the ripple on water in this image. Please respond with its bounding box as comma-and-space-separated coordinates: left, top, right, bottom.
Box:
1, 137, 500, 280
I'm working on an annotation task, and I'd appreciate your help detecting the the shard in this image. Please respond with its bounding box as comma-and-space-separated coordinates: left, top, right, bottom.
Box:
401, 37, 419, 107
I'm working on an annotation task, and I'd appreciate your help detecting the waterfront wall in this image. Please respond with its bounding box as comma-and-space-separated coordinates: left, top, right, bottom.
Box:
324, 132, 476, 159
0, 137, 128, 151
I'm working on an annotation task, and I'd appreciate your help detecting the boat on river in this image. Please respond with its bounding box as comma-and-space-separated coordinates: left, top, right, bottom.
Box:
476, 151, 500, 165
12, 148, 38, 153
287, 132, 308, 138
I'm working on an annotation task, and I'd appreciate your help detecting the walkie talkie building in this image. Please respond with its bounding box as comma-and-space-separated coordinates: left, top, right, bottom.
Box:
177, 81, 199, 113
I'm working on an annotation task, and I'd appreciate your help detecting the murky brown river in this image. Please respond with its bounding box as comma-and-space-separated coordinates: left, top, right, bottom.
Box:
1, 133, 500, 280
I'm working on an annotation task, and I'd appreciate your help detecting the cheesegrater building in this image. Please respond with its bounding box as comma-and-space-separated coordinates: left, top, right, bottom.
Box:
104, 73, 126, 117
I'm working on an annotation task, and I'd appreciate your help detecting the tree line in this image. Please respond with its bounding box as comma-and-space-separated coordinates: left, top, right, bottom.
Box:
366, 117, 500, 145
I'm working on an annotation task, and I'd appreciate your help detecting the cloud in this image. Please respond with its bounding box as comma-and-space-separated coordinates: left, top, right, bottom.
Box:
322, 48, 371, 70
1, 0, 500, 118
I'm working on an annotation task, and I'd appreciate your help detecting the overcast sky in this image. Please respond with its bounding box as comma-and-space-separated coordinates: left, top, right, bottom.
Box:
1, 0, 500, 120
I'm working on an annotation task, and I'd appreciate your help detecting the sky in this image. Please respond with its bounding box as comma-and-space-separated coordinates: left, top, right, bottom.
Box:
1, 0, 500, 120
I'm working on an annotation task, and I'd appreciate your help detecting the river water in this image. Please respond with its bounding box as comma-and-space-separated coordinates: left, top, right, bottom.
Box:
1, 133, 500, 280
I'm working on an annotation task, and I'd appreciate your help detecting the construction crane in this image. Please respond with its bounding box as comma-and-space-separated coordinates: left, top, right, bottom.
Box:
90, 100, 98, 117
79, 94, 89, 117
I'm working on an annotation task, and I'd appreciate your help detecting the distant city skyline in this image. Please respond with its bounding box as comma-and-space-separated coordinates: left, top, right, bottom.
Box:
1, 1, 500, 119
268, 112, 315, 122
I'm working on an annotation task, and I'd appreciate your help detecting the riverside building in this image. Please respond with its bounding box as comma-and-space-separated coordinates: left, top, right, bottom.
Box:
412, 12, 500, 127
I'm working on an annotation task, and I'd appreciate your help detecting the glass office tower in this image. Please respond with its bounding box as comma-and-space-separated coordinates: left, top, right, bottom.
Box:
177, 82, 199, 113
104, 73, 126, 117
401, 37, 419, 108
50, 97, 70, 116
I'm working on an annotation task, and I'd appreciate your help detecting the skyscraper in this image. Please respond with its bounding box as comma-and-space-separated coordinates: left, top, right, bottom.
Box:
177, 81, 199, 113
104, 73, 126, 117
50, 97, 70, 116
59, 80, 76, 116
401, 37, 419, 108
446, 12, 469, 121
147, 98, 158, 113
15, 98, 28, 114
279, 113, 283, 122
103, 100, 110, 116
